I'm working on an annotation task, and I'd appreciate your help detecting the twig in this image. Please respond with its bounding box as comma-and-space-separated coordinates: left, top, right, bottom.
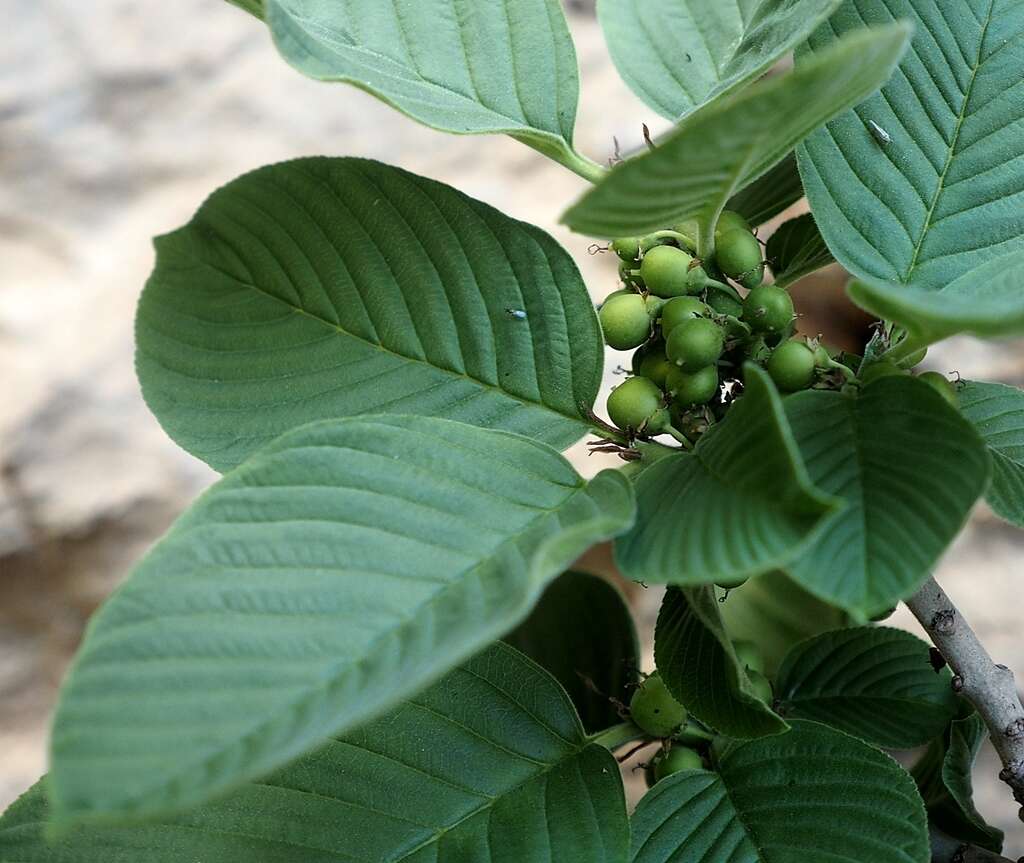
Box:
906, 577, 1024, 823
929, 826, 1018, 863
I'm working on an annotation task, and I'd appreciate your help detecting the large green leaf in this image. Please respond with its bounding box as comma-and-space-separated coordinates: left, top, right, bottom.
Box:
597, 0, 842, 121
615, 366, 839, 587
46, 416, 634, 827
262, 0, 599, 177
799, 1, 1024, 295
0, 644, 630, 863
784, 376, 990, 617
776, 626, 958, 748
137, 157, 603, 473
717, 571, 849, 677
766, 212, 835, 288
630, 720, 929, 863
956, 380, 1024, 527
913, 712, 1005, 853
504, 570, 639, 733
655, 587, 788, 739
562, 24, 910, 247
726, 152, 805, 228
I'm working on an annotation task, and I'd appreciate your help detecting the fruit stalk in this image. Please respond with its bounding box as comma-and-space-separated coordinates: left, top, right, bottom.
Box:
905, 576, 1024, 822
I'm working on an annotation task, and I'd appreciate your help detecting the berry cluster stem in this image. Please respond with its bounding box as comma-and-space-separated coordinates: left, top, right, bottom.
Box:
905, 576, 1024, 823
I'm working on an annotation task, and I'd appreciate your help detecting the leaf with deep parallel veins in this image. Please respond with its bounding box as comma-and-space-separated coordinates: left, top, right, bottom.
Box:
655, 587, 788, 739
504, 570, 639, 733
45, 415, 635, 827
262, 0, 598, 176
630, 719, 929, 863
726, 152, 805, 228
799, 1, 1024, 295
562, 24, 911, 247
960, 379, 1024, 526
136, 157, 603, 472
615, 365, 840, 587
784, 377, 990, 617
767, 212, 834, 288
597, 0, 842, 121
776, 626, 958, 748
0, 644, 630, 863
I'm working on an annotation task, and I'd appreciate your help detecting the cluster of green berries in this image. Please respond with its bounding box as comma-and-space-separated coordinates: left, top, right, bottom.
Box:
630, 641, 771, 786
600, 212, 830, 444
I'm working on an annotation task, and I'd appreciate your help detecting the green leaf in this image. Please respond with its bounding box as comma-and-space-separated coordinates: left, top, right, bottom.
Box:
726, 152, 805, 228
562, 24, 911, 246
630, 719, 929, 863
136, 157, 604, 472
847, 250, 1024, 344
226, 0, 264, 18
913, 712, 1005, 853
615, 365, 839, 587
767, 212, 834, 288
798, 2, 1024, 295
655, 587, 788, 739
0, 644, 630, 863
504, 570, 639, 733
784, 377, 990, 617
717, 570, 849, 677
46, 416, 635, 827
776, 626, 958, 748
262, 0, 600, 179
960, 379, 1024, 526
596, 0, 842, 121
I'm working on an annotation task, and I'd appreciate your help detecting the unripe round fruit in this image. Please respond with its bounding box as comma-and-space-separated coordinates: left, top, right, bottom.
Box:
600, 294, 652, 350
918, 371, 959, 408
629, 672, 688, 738
706, 291, 743, 319
607, 377, 669, 434
860, 359, 905, 386
743, 284, 794, 334
715, 210, 752, 238
640, 245, 696, 298
767, 340, 816, 392
716, 574, 749, 590
653, 746, 704, 782
666, 364, 719, 407
666, 318, 725, 372
661, 297, 709, 337
747, 669, 773, 704
732, 640, 764, 675
716, 229, 764, 289
635, 351, 673, 389
611, 236, 642, 262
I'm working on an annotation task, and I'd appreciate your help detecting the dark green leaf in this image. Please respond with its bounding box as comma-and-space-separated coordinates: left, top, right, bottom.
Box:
46, 416, 634, 827
767, 212, 834, 288
726, 152, 804, 228
799, 2, 1024, 293
597, 0, 842, 121
956, 380, 1024, 527
137, 157, 603, 472
0, 644, 630, 863
776, 626, 958, 748
504, 570, 639, 733
562, 24, 911, 247
615, 365, 839, 587
655, 587, 788, 739
631, 719, 929, 863
785, 377, 990, 617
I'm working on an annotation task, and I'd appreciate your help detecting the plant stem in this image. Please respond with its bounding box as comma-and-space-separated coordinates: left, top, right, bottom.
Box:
905, 576, 1024, 823
590, 721, 647, 751
929, 826, 1017, 863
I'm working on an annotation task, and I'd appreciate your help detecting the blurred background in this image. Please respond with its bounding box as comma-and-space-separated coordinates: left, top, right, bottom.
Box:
2, 0, 1022, 851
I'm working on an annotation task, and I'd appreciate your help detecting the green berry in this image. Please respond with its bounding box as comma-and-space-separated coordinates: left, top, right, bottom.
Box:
653, 746, 704, 781
716, 229, 764, 289
635, 350, 673, 389
600, 294, 652, 350
742, 284, 794, 334
747, 669, 773, 705
666, 318, 725, 372
732, 640, 764, 675
660, 297, 709, 337
607, 376, 669, 434
767, 340, 816, 392
706, 290, 744, 319
667, 365, 719, 407
860, 359, 905, 386
611, 236, 642, 262
714, 210, 752, 238
918, 371, 959, 408
716, 574, 749, 590
640, 244, 696, 298
629, 672, 688, 738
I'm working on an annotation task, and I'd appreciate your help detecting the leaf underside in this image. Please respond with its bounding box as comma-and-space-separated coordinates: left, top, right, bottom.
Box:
960, 379, 1024, 525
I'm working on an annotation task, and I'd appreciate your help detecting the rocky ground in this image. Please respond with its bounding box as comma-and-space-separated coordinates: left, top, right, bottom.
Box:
2, 0, 1022, 850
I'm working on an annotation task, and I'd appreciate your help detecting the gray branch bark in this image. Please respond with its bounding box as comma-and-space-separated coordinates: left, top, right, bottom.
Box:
906, 576, 1024, 824
930, 826, 1017, 863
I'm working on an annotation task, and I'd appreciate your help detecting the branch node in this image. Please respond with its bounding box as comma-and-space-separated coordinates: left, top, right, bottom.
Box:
951, 675, 965, 693
1005, 719, 1024, 741
931, 608, 956, 634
